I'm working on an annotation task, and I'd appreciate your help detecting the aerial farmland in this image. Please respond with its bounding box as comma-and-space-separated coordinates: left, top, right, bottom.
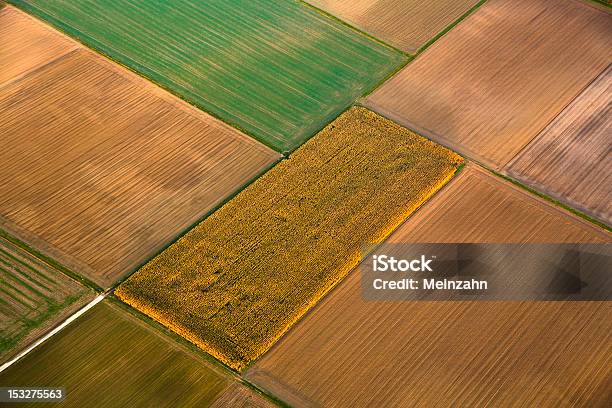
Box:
0, 6, 76, 85
506, 65, 612, 226
247, 166, 611, 407
1, 301, 275, 407
304, 0, 482, 53
0, 27, 279, 288
117, 107, 463, 371
0, 0, 610, 406
0, 233, 93, 363
11, 0, 407, 152
365, 0, 611, 168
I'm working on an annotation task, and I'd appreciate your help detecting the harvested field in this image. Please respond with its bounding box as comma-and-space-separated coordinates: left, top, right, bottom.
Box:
506, 64, 612, 226
116, 107, 463, 371
0, 233, 92, 363
13, 0, 407, 152
0, 49, 279, 288
247, 165, 611, 408
0, 6, 76, 86
0, 301, 276, 407
365, 0, 612, 168
305, 0, 481, 53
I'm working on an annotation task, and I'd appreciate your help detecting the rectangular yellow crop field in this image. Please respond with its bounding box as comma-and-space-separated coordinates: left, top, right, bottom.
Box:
116, 107, 463, 371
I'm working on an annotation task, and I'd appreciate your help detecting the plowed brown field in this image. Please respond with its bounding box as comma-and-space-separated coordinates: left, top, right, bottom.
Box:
0, 49, 279, 288
506, 64, 612, 226
247, 165, 611, 408
365, 0, 612, 168
305, 0, 480, 53
0, 6, 76, 86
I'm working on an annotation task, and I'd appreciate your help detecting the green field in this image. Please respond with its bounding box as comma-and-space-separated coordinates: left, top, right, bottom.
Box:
0, 233, 92, 362
12, 0, 407, 152
0, 301, 274, 407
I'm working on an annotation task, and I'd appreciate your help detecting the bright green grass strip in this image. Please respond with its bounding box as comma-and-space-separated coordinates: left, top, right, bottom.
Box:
12, 0, 407, 153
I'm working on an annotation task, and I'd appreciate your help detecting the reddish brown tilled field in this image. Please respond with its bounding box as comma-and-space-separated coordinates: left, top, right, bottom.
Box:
365, 0, 612, 169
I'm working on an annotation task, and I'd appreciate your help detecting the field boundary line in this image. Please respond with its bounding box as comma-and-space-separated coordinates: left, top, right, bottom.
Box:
0, 47, 80, 92
499, 63, 612, 171
297, 0, 407, 55
414, 0, 487, 55
0, 228, 102, 292
106, 296, 290, 407
5, 2, 267, 156
356, 0, 488, 102
7, 0, 279, 154
109, 157, 282, 291
580, 0, 612, 12
0, 294, 105, 373
9, 0, 405, 155
489, 169, 612, 233
504, 61, 612, 169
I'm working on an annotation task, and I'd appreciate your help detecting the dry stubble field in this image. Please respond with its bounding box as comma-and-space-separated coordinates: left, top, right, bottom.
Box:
248, 165, 611, 408
117, 107, 463, 371
0, 43, 279, 288
507, 64, 612, 226
305, 0, 481, 53
0, 6, 76, 86
365, 0, 612, 168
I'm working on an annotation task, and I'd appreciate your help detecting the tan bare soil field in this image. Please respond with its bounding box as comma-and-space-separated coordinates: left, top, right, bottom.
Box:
0, 49, 279, 288
248, 166, 611, 408
0, 6, 76, 86
0, 301, 277, 407
365, 0, 612, 169
0, 234, 93, 363
305, 0, 480, 53
506, 64, 612, 226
